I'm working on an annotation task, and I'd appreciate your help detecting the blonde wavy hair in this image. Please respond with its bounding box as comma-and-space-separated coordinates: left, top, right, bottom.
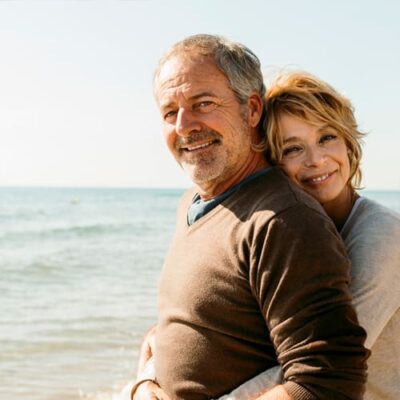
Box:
260, 72, 365, 189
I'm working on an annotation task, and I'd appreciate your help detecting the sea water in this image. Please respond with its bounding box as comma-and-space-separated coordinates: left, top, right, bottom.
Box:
0, 187, 183, 400
1, 187, 399, 400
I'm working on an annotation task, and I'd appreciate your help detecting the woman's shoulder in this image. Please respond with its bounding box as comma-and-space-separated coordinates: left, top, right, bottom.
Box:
343, 197, 400, 235
346, 197, 400, 350
341, 197, 400, 266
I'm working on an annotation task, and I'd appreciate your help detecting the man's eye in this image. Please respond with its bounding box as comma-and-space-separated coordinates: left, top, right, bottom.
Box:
282, 146, 302, 157
163, 110, 177, 121
194, 101, 215, 111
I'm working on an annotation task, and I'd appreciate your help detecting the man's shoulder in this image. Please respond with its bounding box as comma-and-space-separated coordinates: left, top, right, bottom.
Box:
231, 167, 327, 221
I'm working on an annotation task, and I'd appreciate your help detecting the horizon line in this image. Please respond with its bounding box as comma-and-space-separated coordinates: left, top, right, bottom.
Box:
0, 185, 399, 193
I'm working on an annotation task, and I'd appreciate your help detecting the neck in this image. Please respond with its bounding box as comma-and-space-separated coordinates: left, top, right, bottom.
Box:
197, 153, 269, 201
322, 186, 358, 231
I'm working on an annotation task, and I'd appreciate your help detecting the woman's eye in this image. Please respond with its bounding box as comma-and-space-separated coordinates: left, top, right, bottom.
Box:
282, 146, 302, 157
320, 133, 337, 143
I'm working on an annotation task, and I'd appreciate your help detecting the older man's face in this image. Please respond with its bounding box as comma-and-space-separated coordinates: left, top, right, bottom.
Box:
155, 56, 255, 191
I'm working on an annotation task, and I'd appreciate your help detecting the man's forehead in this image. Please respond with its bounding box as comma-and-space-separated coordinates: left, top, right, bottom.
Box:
157, 57, 189, 84
155, 56, 230, 105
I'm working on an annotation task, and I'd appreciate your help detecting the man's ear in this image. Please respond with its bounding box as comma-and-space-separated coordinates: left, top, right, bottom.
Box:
247, 92, 264, 128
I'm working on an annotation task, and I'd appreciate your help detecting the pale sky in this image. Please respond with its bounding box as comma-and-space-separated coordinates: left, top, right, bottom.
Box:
1, 0, 399, 190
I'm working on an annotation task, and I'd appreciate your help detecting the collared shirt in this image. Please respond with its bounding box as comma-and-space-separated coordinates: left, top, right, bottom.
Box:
187, 168, 271, 225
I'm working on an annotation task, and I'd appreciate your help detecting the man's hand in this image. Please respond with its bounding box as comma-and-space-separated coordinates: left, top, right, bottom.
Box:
132, 380, 171, 400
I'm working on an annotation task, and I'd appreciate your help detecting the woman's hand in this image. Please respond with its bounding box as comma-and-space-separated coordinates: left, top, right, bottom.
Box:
132, 380, 170, 400
137, 325, 157, 377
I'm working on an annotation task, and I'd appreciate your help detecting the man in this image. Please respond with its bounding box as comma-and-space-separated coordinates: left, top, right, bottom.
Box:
132, 34, 368, 400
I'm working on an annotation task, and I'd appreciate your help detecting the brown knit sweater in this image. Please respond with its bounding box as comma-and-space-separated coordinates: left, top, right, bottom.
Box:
155, 168, 368, 400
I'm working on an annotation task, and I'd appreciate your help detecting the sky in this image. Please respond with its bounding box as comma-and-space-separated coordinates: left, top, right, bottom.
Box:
1, 0, 399, 190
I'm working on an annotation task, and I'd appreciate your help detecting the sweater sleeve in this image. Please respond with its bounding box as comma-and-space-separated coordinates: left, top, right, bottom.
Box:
249, 204, 369, 400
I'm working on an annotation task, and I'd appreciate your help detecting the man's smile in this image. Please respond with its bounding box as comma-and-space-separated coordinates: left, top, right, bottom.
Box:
181, 139, 219, 152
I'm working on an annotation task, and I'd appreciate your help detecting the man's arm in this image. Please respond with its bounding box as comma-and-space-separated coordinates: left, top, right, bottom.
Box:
250, 204, 369, 399
133, 329, 287, 400
223, 203, 400, 400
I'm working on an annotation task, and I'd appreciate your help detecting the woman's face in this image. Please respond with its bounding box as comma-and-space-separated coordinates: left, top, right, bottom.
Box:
278, 113, 351, 207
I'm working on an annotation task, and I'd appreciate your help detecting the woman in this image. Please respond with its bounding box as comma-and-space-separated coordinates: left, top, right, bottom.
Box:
219, 72, 400, 400
131, 73, 400, 400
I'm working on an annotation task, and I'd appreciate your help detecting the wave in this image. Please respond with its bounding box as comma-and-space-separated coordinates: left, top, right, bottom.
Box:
0, 221, 146, 242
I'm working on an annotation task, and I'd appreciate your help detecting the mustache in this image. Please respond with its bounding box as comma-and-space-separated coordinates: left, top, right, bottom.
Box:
175, 130, 221, 150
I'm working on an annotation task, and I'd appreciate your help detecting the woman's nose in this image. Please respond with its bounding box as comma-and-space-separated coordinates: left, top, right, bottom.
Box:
304, 146, 326, 167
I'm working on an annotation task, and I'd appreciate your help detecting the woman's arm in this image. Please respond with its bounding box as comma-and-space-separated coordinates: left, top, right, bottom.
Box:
342, 201, 400, 349
217, 366, 282, 400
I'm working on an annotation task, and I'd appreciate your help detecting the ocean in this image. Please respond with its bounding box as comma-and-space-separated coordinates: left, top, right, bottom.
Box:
1, 187, 399, 400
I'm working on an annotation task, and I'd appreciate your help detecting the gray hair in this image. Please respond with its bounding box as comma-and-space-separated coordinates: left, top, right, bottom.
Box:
154, 34, 265, 104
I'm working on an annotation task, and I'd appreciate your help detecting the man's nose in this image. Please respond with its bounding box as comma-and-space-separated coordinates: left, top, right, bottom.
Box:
175, 108, 201, 137
304, 146, 326, 167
